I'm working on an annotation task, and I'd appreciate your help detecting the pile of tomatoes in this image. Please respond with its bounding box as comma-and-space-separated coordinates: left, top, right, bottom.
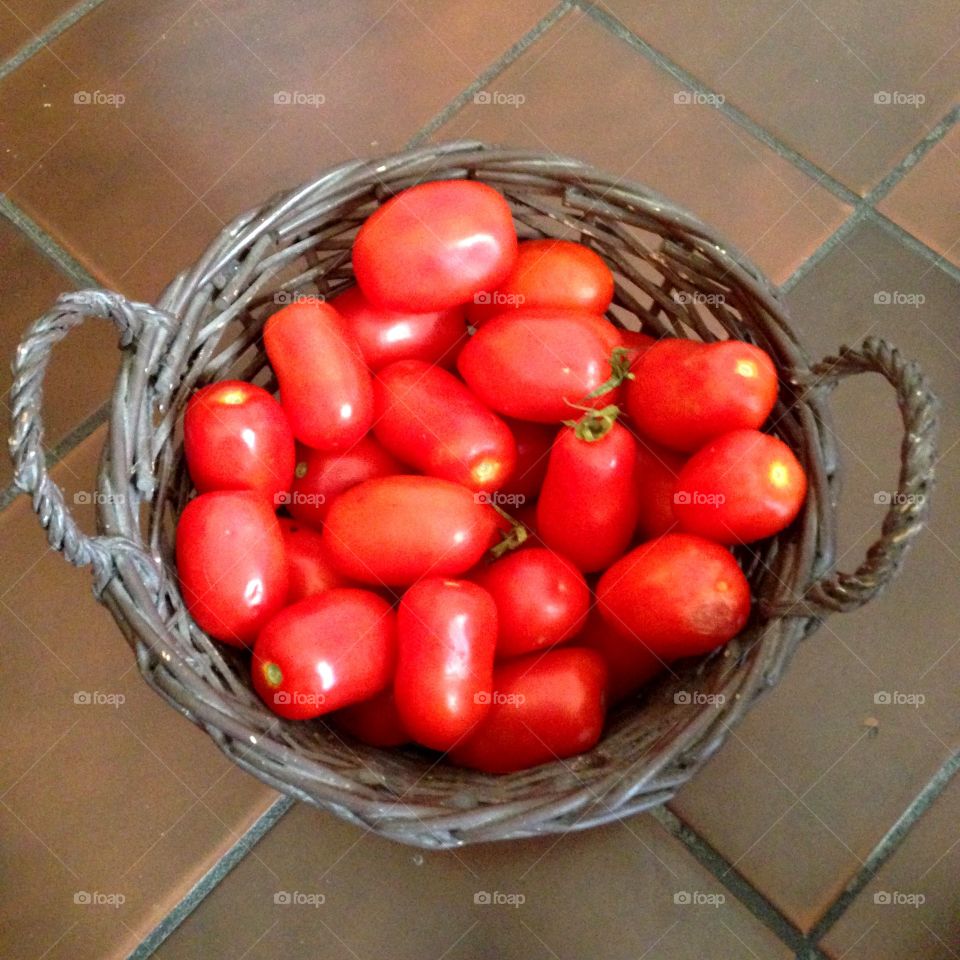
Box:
175, 179, 807, 774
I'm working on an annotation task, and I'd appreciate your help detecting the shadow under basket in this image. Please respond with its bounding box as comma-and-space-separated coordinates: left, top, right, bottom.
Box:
10, 141, 939, 848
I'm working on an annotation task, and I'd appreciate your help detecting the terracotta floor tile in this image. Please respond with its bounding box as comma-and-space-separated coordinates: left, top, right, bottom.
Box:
435, 8, 851, 285
0, 0, 84, 62
150, 801, 792, 960
878, 123, 960, 269
0, 8, 32, 63
0, 217, 118, 491
821, 775, 960, 959
0, 0, 554, 301
0, 429, 277, 960
669, 220, 960, 930
597, 0, 960, 194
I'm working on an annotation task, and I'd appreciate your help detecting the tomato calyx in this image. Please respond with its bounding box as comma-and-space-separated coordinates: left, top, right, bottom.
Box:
490, 518, 529, 559
563, 403, 621, 443
262, 661, 283, 688
581, 346, 635, 401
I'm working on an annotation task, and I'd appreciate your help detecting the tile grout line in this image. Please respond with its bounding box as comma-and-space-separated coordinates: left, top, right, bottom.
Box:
407, 0, 574, 148
0, 0, 110, 82
125, 796, 295, 960
650, 805, 830, 958
807, 750, 960, 946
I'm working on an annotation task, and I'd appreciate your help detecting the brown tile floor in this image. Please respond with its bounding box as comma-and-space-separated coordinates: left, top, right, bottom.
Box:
1, 3, 957, 960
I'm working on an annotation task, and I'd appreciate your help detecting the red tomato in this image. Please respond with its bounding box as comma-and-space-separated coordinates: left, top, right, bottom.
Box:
184, 380, 295, 503
324, 476, 500, 586
288, 435, 402, 528
633, 440, 686, 540
458, 309, 622, 422
466, 238, 614, 327
626, 338, 778, 452
329, 286, 468, 371
332, 689, 409, 747
278, 518, 349, 604
673, 429, 807, 544
573, 608, 665, 704
353, 180, 518, 312
176, 491, 288, 647
252, 588, 395, 720
373, 360, 517, 492
264, 298, 373, 452
620, 328, 657, 363
472, 548, 589, 658
596, 534, 751, 660
448, 648, 607, 774
500, 419, 555, 501
537, 417, 639, 572
394, 578, 498, 751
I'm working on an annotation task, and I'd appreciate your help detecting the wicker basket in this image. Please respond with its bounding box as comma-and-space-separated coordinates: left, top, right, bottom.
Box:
10, 142, 939, 849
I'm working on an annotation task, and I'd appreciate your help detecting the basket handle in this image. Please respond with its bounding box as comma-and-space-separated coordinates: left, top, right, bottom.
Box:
781, 336, 939, 617
9, 289, 174, 592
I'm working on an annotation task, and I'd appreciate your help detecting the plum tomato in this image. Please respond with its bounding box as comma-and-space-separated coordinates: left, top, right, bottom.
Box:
278, 518, 349, 604
596, 533, 751, 660
332, 688, 410, 747
633, 440, 686, 540
353, 180, 518, 312
323, 476, 500, 586
394, 578, 498, 751
448, 648, 607, 774
264, 298, 373, 452
329, 286, 468, 371
287, 435, 402, 528
373, 360, 517, 492
252, 588, 395, 720
673, 428, 807, 544
626, 338, 778, 452
183, 380, 295, 504
466, 238, 614, 327
499, 418, 556, 501
472, 547, 589, 658
176, 491, 288, 647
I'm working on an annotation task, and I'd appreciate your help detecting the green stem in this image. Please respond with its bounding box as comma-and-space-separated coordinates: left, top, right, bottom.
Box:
581, 347, 636, 401
563, 404, 621, 442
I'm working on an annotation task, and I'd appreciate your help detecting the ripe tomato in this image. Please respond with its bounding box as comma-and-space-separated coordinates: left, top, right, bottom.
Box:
183, 380, 295, 504
458, 309, 622, 422
252, 588, 395, 720
673, 429, 807, 544
332, 689, 409, 747
288, 435, 402, 528
264, 298, 373, 451
472, 548, 589, 658
633, 440, 686, 540
620, 328, 657, 363
596, 534, 751, 659
500, 419, 555, 501
573, 608, 665, 704
329, 286, 467, 371
324, 476, 500, 586
448, 648, 607, 774
176, 491, 288, 647
466, 238, 614, 327
373, 360, 517, 492
353, 180, 518, 312
626, 338, 778, 452
278, 518, 348, 604
537, 415, 639, 572
394, 578, 498, 751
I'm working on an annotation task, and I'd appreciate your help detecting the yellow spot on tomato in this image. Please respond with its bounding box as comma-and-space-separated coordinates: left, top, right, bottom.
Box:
472, 458, 498, 486
735, 359, 758, 378
217, 387, 248, 405
769, 461, 790, 488
716, 580, 729, 593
